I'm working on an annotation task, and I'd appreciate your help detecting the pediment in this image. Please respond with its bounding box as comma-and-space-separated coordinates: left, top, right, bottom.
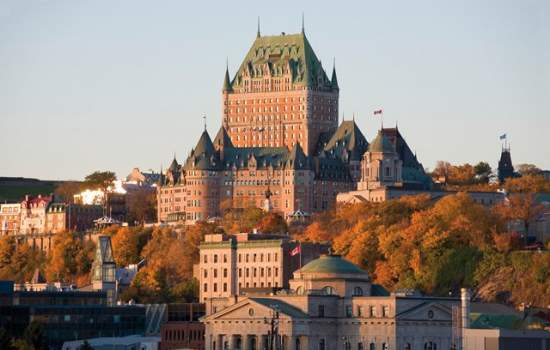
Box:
203, 298, 304, 322
396, 302, 452, 322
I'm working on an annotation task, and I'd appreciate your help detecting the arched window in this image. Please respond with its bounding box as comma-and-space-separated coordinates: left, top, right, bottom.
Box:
353, 286, 364, 296
319, 339, 326, 350
382, 343, 389, 350
358, 342, 364, 350
295, 337, 301, 350
322, 286, 336, 295
344, 341, 351, 350
405, 343, 411, 350
369, 343, 375, 350
296, 286, 304, 295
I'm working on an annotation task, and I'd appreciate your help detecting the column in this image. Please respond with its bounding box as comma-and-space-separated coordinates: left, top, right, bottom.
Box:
243, 335, 250, 350
289, 336, 297, 350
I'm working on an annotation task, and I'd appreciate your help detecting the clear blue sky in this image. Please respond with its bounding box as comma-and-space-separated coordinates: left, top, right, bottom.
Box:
1, 0, 548, 180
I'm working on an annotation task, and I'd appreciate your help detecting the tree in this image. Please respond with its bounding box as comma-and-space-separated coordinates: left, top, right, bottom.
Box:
22, 321, 48, 350
494, 193, 545, 245
110, 227, 152, 267
504, 175, 550, 193
54, 181, 83, 203
84, 171, 116, 192
46, 231, 94, 283
0, 327, 16, 350
126, 189, 157, 224
256, 213, 288, 233
516, 164, 542, 176
474, 162, 492, 183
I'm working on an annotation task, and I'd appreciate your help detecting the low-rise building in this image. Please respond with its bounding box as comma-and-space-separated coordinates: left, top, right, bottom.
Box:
202, 254, 460, 350
19, 194, 52, 234
160, 303, 205, 350
0, 203, 21, 235
45, 203, 103, 233
198, 232, 328, 306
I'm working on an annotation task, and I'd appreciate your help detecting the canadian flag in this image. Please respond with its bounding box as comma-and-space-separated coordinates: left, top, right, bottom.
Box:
290, 245, 301, 256
373, 109, 383, 115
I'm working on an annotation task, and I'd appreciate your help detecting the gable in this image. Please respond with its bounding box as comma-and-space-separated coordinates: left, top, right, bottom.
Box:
396, 302, 452, 322
204, 298, 307, 322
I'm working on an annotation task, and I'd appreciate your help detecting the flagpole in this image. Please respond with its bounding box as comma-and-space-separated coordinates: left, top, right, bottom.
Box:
299, 241, 302, 269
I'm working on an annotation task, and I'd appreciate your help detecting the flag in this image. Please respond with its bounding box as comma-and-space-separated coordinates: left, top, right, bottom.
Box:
373, 109, 383, 115
499, 134, 507, 140
290, 245, 301, 256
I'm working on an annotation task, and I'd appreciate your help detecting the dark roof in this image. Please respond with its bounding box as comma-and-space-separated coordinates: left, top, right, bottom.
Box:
213, 126, 234, 150
323, 120, 369, 161
368, 130, 394, 153
222, 67, 233, 92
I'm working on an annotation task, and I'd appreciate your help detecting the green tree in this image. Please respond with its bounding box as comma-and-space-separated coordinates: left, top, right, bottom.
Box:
84, 171, 116, 192
474, 161, 492, 183
0, 327, 16, 350
22, 321, 48, 350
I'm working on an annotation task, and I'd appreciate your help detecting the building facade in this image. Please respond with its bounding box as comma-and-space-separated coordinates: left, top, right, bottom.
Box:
160, 303, 206, 350
202, 254, 461, 350
157, 30, 433, 224
45, 203, 103, 233
198, 232, 328, 306
19, 194, 52, 234
0, 203, 21, 235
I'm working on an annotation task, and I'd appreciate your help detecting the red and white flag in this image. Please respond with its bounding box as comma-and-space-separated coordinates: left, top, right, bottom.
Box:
290, 245, 301, 256
373, 109, 383, 115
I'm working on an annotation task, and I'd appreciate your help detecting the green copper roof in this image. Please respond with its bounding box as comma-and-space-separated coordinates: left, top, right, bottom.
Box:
300, 255, 367, 275
231, 32, 332, 90
368, 130, 395, 153
323, 120, 369, 161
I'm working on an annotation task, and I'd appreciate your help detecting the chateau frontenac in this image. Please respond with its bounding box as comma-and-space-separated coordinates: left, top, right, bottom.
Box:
157, 29, 431, 223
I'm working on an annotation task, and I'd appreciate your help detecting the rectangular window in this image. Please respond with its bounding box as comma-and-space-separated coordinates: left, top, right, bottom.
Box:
213, 283, 217, 292
203, 283, 207, 292
370, 306, 376, 317
203, 270, 208, 278
383, 305, 390, 317
223, 254, 227, 263
223, 268, 228, 278
213, 269, 217, 278
223, 283, 227, 292
203, 255, 207, 263
357, 306, 364, 317
214, 254, 218, 263
318, 305, 325, 317
346, 305, 353, 317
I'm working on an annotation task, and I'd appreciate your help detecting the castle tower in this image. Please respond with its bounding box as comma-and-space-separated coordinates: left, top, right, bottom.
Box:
222, 30, 339, 155
91, 235, 117, 305
498, 146, 514, 183
358, 130, 403, 190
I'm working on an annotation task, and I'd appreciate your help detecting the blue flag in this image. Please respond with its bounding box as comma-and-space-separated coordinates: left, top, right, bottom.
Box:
499, 134, 506, 140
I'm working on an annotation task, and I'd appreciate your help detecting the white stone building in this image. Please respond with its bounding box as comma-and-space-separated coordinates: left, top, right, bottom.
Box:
202, 254, 461, 350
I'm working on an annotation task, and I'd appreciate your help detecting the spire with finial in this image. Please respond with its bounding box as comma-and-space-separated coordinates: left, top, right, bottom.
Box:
203, 115, 207, 131
331, 57, 339, 91
301, 12, 305, 34
222, 59, 232, 92
257, 16, 261, 38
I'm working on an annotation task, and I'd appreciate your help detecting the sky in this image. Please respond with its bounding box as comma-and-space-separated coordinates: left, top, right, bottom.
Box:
1, 0, 549, 180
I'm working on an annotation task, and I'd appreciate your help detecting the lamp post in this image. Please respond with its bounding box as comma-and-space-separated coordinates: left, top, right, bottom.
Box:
263, 305, 280, 350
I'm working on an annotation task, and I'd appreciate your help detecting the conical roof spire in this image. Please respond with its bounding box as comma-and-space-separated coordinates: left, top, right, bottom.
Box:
222, 61, 232, 92
257, 16, 261, 38
331, 58, 339, 91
